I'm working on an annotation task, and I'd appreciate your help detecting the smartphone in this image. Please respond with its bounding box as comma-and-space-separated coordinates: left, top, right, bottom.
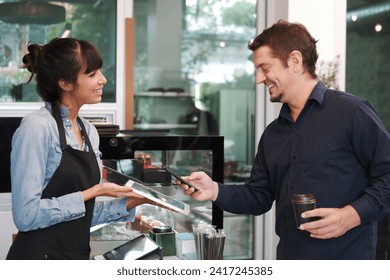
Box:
165, 168, 199, 192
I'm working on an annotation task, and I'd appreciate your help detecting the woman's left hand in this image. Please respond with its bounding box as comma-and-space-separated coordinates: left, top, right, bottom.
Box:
126, 192, 150, 209
126, 192, 171, 211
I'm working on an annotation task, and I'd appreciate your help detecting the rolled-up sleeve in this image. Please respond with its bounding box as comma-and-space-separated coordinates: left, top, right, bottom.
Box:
91, 197, 136, 227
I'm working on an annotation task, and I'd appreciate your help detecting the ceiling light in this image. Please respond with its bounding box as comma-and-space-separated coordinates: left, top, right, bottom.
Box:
375, 23, 382, 32
0, 1, 66, 25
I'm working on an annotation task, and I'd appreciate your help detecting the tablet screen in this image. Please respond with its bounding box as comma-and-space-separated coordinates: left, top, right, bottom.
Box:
103, 165, 190, 215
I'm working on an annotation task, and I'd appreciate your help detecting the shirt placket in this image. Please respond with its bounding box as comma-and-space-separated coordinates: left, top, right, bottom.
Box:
288, 123, 298, 193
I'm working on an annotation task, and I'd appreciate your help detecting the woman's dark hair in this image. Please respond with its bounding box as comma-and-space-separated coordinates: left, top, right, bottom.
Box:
22, 38, 103, 102
248, 20, 318, 79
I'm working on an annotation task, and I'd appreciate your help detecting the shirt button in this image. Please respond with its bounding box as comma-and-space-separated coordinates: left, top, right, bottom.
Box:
65, 119, 72, 129
44, 254, 49, 259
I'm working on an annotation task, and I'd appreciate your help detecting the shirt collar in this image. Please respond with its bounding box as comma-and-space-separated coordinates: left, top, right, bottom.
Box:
45, 102, 70, 119
279, 81, 327, 122
307, 81, 327, 105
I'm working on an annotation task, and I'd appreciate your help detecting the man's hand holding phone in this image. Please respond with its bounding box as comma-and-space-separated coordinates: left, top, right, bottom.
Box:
165, 168, 199, 192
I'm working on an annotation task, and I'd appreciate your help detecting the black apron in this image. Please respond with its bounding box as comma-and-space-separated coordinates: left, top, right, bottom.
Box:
7, 104, 100, 260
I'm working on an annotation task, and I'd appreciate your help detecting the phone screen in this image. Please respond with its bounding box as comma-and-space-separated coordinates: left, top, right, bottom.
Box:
165, 168, 199, 192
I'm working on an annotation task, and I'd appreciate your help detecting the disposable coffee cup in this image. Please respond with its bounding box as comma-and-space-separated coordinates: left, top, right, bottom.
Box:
291, 194, 317, 228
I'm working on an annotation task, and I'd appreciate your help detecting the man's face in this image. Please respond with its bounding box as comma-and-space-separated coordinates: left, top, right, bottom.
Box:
253, 45, 294, 103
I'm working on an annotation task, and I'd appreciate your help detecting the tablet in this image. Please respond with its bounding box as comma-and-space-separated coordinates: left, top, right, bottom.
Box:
103, 165, 190, 215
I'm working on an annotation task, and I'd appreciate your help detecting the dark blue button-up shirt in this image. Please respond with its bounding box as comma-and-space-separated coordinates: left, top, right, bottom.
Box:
215, 82, 390, 259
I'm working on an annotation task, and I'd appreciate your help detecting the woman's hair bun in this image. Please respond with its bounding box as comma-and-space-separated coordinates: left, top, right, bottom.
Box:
22, 43, 42, 74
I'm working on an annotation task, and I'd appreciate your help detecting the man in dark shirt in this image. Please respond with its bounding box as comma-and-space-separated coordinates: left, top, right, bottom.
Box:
179, 20, 390, 259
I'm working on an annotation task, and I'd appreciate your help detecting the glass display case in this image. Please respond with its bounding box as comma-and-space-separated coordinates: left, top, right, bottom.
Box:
91, 131, 242, 259
99, 131, 224, 229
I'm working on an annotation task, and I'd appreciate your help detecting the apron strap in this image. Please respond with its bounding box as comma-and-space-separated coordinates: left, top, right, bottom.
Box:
52, 103, 67, 150
77, 118, 94, 154
52, 103, 95, 154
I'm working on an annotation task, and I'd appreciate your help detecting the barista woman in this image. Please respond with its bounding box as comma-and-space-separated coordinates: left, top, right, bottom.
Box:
7, 38, 151, 260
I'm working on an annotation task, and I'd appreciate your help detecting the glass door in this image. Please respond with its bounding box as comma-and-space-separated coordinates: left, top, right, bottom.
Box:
134, 0, 257, 259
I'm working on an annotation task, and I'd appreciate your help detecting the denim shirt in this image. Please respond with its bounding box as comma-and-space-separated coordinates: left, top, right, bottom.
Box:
11, 103, 135, 231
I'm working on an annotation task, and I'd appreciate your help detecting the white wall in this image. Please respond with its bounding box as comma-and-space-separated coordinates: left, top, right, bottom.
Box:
287, 0, 346, 90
